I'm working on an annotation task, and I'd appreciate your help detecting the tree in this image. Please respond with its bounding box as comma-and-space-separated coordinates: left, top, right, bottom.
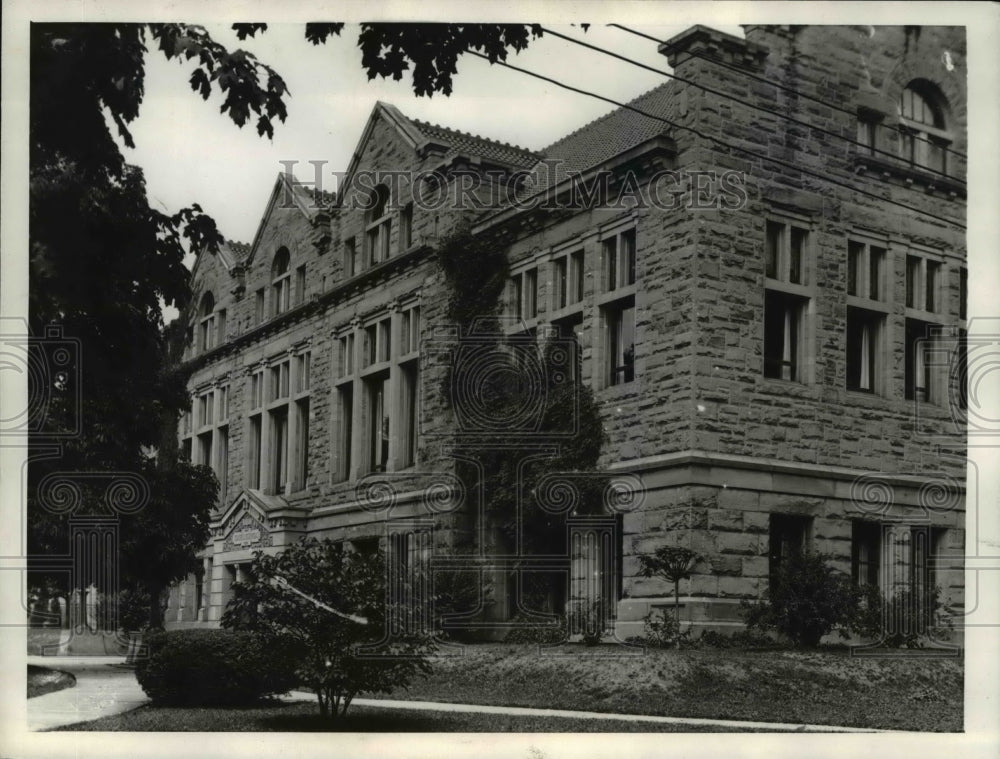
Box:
117, 458, 218, 629
638, 545, 700, 636
221, 539, 435, 720
28, 22, 549, 622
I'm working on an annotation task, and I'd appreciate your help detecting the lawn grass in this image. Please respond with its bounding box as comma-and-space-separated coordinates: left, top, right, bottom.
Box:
53, 701, 754, 732
50, 642, 962, 732
390, 642, 962, 732
27, 665, 76, 699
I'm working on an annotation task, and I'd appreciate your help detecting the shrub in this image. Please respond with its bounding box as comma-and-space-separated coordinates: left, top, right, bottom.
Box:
503, 612, 568, 644
642, 608, 692, 648
569, 599, 609, 646
697, 628, 780, 650
135, 629, 298, 706
851, 584, 953, 648
741, 552, 859, 647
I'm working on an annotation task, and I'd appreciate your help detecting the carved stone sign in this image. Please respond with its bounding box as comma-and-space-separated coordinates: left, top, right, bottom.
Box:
223, 513, 273, 552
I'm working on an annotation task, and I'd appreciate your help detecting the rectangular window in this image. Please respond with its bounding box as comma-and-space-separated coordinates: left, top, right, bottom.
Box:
509, 269, 538, 320
847, 240, 886, 300
905, 318, 934, 402
345, 237, 358, 277
365, 373, 390, 473
768, 515, 811, 586
553, 250, 584, 310
851, 521, 881, 588
399, 203, 413, 251
400, 306, 420, 356
925, 261, 940, 313
248, 415, 262, 489
339, 333, 355, 377
555, 257, 568, 310
218, 385, 229, 422
368, 217, 391, 265
295, 398, 309, 490
906, 253, 941, 313
958, 328, 968, 411
254, 289, 265, 324
856, 116, 878, 155
604, 297, 635, 386
336, 385, 353, 482
270, 407, 288, 493
400, 362, 419, 468
763, 291, 808, 382
197, 431, 212, 468
766, 221, 808, 285
602, 229, 636, 292
906, 255, 920, 308
250, 371, 264, 410
217, 426, 229, 505
571, 250, 585, 303
269, 361, 290, 402
273, 277, 290, 317
363, 318, 391, 367
846, 308, 885, 393
216, 309, 227, 346
296, 353, 311, 394
960, 267, 968, 320
295, 265, 307, 305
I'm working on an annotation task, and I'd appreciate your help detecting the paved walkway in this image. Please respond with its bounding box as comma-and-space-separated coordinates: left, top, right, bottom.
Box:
28, 657, 892, 733
27, 656, 150, 731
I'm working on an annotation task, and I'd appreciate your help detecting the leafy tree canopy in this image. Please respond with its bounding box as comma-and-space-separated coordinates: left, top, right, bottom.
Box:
222, 539, 435, 719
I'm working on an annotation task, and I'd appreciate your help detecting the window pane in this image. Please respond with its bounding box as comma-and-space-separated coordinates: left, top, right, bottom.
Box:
765, 221, 781, 280
571, 250, 585, 303
789, 227, 806, 284
621, 230, 636, 286
847, 241, 863, 296
905, 256, 920, 308
926, 261, 940, 312
603, 238, 617, 291
555, 258, 567, 309
869, 247, 885, 300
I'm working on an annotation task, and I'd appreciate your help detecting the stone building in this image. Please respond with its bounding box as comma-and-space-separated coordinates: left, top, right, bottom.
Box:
167, 24, 967, 643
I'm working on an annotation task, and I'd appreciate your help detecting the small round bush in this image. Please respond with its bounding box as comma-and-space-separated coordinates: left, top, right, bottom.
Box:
135, 629, 299, 706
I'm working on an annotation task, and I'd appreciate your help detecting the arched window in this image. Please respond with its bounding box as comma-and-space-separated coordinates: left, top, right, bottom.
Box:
365, 185, 392, 266
898, 80, 951, 175
272, 247, 291, 316
198, 292, 216, 352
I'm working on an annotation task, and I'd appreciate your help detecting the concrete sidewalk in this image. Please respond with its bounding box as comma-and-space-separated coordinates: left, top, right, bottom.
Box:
27, 656, 150, 731
27, 658, 892, 733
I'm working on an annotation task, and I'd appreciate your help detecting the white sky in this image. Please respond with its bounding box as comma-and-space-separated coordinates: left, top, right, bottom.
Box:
125, 22, 743, 245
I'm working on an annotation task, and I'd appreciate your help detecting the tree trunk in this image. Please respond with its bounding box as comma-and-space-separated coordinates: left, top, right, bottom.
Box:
147, 585, 166, 630
674, 578, 681, 649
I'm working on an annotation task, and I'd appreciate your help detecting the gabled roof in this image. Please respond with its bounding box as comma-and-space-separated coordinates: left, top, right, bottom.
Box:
407, 117, 541, 169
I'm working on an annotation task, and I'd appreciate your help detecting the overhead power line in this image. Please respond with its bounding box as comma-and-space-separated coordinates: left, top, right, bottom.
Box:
539, 25, 959, 183
466, 50, 965, 231
608, 22, 968, 162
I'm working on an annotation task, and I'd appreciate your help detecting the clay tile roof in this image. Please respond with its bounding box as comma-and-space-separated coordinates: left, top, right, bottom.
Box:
408, 118, 542, 170
224, 239, 251, 263
301, 184, 337, 208
527, 80, 677, 192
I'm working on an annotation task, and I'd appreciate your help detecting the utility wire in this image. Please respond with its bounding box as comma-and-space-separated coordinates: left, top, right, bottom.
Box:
539, 25, 959, 183
466, 50, 965, 231
608, 22, 968, 162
